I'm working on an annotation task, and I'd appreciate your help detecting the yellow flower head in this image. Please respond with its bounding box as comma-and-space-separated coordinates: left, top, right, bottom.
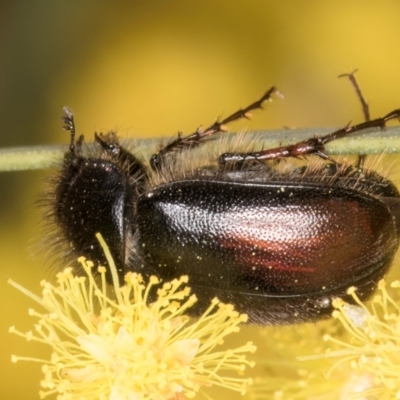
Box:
9, 235, 255, 400
314, 281, 400, 399
246, 280, 400, 399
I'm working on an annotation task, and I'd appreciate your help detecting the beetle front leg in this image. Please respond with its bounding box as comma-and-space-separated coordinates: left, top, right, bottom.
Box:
94, 132, 149, 186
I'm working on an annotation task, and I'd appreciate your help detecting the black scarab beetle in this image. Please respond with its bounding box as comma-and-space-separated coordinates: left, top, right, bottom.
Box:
47, 86, 400, 324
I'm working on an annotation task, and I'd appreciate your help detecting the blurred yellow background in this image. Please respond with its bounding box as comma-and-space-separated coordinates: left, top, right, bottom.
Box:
1, 1, 400, 398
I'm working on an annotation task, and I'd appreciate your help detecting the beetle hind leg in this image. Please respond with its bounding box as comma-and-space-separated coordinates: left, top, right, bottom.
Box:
218, 109, 400, 166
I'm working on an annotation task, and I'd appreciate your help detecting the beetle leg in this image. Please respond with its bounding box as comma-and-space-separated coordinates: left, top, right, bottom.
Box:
339, 69, 370, 122
218, 109, 400, 165
339, 69, 370, 168
94, 132, 148, 185
150, 87, 282, 170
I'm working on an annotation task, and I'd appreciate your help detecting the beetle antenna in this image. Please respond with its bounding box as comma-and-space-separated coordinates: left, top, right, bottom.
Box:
60, 107, 76, 153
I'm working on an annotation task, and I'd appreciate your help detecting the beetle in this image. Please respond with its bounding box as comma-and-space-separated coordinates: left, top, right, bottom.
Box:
45, 86, 400, 325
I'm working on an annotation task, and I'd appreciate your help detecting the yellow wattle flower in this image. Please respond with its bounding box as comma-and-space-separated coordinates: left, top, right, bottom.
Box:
322, 281, 400, 399
9, 234, 256, 400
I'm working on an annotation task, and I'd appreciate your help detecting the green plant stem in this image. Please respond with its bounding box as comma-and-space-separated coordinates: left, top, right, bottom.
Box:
1, 126, 400, 172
